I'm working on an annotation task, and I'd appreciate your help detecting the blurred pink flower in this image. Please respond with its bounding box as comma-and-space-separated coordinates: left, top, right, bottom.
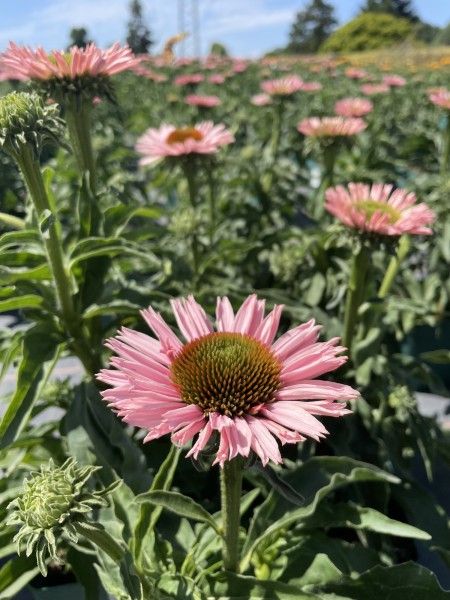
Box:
325, 183, 435, 236
382, 74, 407, 87
174, 74, 204, 86
185, 94, 221, 107
345, 68, 367, 79
208, 74, 226, 84
335, 98, 373, 117
297, 117, 367, 137
361, 84, 390, 95
261, 75, 303, 96
98, 295, 357, 467
1, 41, 139, 81
136, 122, 234, 164
429, 88, 450, 110
299, 81, 322, 91
250, 93, 272, 106
232, 60, 248, 73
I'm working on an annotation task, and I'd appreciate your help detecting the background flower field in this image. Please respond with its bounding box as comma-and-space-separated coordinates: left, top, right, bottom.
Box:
0, 37, 449, 600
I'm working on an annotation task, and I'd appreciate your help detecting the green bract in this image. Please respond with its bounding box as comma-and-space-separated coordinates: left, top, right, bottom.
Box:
0, 91, 63, 160
7, 458, 119, 576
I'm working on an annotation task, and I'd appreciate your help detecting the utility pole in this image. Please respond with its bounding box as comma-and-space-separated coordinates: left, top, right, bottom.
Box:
177, 0, 201, 57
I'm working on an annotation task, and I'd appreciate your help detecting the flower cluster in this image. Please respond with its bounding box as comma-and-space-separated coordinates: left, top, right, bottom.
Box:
298, 117, 367, 138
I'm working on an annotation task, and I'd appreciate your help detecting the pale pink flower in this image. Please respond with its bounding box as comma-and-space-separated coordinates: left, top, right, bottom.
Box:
361, 84, 390, 95
325, 183, 435, 236
335, 98, 373, 117
232, 61, 248, 73
136, 122, 234, 164
345, 68, 366, 79
174, 74, 204, 86
299, 81, 322, 91
297, 117, 367, 138
429, 88, 450, 110
261, 75, 303, 96
1, 41, 140, 81
382, 74, 406, 87
250, 93, 272, 106
208, 74, 226, 84
98, 295, 357, 467
185, 94, 221, 107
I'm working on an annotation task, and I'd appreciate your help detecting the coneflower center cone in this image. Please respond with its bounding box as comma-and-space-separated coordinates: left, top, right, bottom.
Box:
169, 332, 282, 417
354, 200, 401, 223
166, 127, 204, 144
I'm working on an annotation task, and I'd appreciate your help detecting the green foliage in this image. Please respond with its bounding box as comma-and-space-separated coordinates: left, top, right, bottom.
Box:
320, 12, 414, 53
210, 42, 229, 56
288, 0, 337, 54
360, 0, 418, 22
67, 27, 93, 49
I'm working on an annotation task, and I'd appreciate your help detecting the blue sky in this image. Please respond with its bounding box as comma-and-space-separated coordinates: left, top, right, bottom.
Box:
1, 0, 449, 57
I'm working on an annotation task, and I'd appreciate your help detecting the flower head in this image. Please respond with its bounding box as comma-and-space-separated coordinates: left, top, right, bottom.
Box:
299, 81, 322, 91
136, 121, 235, 164
429, 88, 450, 110
345, 68, 366, 79
7, 458, 119, 576
335, 97, 373, 117
185, 94, 221, 107
174, 74, 204, 86
325, 183, 435, 236
98, 295, 357, 467
361, 84, 390, 95
208, 74, 226, 84
382, 74, 406, 87
297, 117, 367, 138
250, 93, 272, 106
1, 41, 139, 101
0, 91, 63, 159
260, 75, 303, 96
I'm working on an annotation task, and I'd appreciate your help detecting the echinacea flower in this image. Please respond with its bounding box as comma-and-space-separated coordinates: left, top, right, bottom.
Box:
361, 84, 390, 95
335, 98, 373, 118
98, 295, 357, 467
299, 81, 322, 92
345, 68, 366, 79
260, 75, 303, 96
429, 88, 450, 110
208, 74, 226, 84
325, 183, 435, 236
250, 93, 272, 106
297, 117, 367, 138
173, 74, 204, 86
185, 94, 221, 107
382, 74, 406, 87
136, 121, 234, 164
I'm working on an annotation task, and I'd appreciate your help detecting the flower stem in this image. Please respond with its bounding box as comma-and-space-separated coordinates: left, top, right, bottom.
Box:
183, 163, 201, 285
441, 114, 450, 178
263, 101, 284, 194
65, 98, 97, 195
313, 144, 336, 220
207, 167, 216, 244
378, 235, 411, 299
220, 458, 243, 573
73, 522, 124, 562
342, 245, 370, 356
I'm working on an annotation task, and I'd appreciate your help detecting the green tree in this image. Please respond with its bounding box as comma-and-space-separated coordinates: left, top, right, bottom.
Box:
320, 12, 414, 53
68, 27, 92, 49
287, 0, 337, 54
126, 0, 153, 55
360, 0, 418, 22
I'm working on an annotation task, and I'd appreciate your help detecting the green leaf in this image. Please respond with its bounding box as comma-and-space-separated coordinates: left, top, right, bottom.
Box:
316, 561, 450, 599
0, 294, 44, 313
0, 555, 40, 599
250, 463, 304, 507
68, 237, 158, 269
136, 490, 221, 534
290, 553, 343, 587
303, 502, 431, 540
0, 264, 52, 283
39, 208, 56, 236
419, 349, 450, 364
0, 326, 61, 449
0, 230, 41, 252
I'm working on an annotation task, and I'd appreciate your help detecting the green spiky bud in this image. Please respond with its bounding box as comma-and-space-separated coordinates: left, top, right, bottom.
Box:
0, 92, 64, 160
7, 458, 120, 576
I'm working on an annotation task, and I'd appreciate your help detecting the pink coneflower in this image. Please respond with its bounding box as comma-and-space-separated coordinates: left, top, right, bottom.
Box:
382, 74, 406, 87
136, 121, 234, 164
185, 94, 221, 107
208, 74, 226, 84
0, 41, 139, 81
250, 93, 272, 106
345, 68, 366, 79
232, 61, 248, 73
98, 295, 357, 467
174, 74, 205, 86
429, 88, 450, 110
260, 75, 303, 96
335, 98, 373, 118
361, 84, 390, 95
325, 183, 435, 236
297, 117, 367, 138
299, 81, 322, 91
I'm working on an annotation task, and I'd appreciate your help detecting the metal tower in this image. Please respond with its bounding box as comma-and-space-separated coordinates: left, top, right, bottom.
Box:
177, 0, 201, 57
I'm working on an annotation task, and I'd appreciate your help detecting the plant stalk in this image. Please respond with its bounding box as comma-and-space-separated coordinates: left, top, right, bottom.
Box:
378, 235, 411, 299
65, 98, 97, 195
342, 245, 370, 356
441, 113, 450, 177
220, 458, 243, 573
